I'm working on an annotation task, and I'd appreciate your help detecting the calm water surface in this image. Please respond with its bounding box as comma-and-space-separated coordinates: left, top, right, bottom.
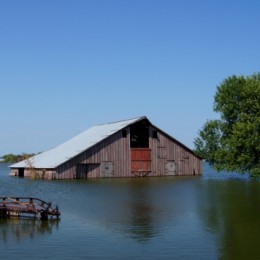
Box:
0, 162, 260, 259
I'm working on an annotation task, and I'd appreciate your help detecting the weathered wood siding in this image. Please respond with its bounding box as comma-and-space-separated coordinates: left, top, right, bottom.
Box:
149, 127, 201, 176
55, 129, 131, 179
54, 124, 201, 179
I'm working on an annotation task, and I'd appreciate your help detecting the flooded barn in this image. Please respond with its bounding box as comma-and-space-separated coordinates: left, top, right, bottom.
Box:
10, 116, 202, 179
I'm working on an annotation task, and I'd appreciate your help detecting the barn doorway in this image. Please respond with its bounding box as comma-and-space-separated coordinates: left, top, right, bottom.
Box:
76, 164, 100, 179
100, 162, 113, 178
130, 119, 151, 176
166, 161, 177, 176
18, 168, 24, 177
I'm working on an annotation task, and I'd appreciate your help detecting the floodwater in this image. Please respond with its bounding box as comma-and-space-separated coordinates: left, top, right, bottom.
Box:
0, 162, 260, 259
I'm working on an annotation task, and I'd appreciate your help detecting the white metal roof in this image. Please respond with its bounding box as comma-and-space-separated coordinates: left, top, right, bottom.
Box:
10, 116, 145, 169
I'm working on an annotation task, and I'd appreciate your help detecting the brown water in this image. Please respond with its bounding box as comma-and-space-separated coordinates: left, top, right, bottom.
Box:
0, 162, 259, 259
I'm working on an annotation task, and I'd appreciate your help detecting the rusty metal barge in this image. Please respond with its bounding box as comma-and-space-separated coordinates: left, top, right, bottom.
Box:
0, 197, 60, 220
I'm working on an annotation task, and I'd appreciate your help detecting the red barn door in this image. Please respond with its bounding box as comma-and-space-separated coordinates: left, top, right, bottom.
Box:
131, 148, 151, 177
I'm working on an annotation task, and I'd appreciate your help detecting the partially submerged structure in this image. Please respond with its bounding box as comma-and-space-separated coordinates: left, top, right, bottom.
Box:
0, 197, 60, 219
10, 116, 202, 179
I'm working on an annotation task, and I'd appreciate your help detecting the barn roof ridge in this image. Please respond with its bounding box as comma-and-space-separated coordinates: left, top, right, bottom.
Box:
95, 116, 147, 126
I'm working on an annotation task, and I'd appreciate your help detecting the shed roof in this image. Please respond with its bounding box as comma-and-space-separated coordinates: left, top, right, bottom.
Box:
11, 116, 145, 169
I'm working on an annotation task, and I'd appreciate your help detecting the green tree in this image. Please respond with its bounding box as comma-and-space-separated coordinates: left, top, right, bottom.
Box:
2, 154, 17, 163
1, 153, 35, 163
194, 73, 260, 177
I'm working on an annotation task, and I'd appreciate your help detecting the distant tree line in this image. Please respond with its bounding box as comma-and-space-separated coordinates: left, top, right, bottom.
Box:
0, 153, 35, 163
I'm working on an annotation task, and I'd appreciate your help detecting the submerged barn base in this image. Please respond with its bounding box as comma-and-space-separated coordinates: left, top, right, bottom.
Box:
10, 165, 201, 180
10, 168, 56, 180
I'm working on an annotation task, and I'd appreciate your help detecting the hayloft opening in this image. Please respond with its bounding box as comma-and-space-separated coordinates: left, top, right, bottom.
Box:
130, 120, 149, 148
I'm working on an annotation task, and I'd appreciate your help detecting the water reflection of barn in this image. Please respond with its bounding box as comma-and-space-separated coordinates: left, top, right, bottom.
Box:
10, 116, 202, 179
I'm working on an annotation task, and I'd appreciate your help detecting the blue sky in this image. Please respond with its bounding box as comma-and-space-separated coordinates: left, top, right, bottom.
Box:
1, 0, 260, 155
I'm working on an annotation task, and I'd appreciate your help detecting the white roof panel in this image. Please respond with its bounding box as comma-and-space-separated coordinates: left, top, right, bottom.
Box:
11, 117, 144, 169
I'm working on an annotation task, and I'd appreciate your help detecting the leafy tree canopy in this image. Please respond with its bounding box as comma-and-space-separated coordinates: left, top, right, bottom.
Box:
194, 73, 260, 177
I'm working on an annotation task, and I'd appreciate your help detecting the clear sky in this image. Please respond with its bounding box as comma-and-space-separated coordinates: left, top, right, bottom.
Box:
1, 0, 260, 155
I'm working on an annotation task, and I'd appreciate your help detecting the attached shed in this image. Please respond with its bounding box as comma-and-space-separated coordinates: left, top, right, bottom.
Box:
10, 116, 202, 179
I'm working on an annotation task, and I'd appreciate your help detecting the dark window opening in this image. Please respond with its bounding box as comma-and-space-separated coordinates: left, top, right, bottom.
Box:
153, 130, 158, 138
130, 120, 149, 148
122, 129, 127, 138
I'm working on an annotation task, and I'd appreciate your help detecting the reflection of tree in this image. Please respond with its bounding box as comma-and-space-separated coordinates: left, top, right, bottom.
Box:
199, 181, 260, 259
125, 180, 157, 243
0, 218, 60, 242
